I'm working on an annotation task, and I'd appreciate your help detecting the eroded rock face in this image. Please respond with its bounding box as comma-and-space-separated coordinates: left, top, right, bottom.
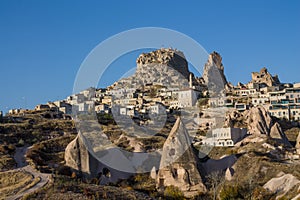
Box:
156, 117, 206, 197
251, 67, 281, 87
226, 106, 292, 147
245, 106, 273, 135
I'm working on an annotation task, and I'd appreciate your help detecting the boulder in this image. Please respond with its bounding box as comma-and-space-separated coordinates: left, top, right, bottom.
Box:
225, 167, 234, 181
157, 117, 206, 197
263, 173, 300, 199
150, 166, 157, 180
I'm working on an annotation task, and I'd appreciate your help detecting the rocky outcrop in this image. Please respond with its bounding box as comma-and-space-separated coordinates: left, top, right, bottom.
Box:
245, 106, 273, 135
250, 67, 281, 87
65, 132, 132, 183
226, 106, 292, 147
263, 173, 300, 199
296, 132, 300, 154
156, 117, 206, 197
202, 51, 228, 96
136, 48, 189, 79
112, 48, 191, 89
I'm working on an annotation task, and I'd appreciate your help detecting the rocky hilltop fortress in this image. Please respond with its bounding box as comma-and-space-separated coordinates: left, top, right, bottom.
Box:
136, 48, 189, 79
110, 48, 222, 92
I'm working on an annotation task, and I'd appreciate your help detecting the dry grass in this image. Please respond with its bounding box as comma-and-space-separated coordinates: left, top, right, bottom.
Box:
0, 155, 16, 171
18, 177, 41, 194
0, 170, 33, 199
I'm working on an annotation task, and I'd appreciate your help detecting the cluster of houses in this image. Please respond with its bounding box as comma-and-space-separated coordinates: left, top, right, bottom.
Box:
5, 66, 300, 147
209, 83, 300, 122
61, 74, 201, 120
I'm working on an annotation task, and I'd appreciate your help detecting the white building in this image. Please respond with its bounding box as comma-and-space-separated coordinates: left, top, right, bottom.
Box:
150, 103, 165, 115
169, 100, 179, 109
77, 101, 94, 112
208, 97, 233, 107
203, 128, 247, 147
233, 88, 258, 97
119, 107, 138, 117
67, 93, 85, 105
95, 104, 110, 114
269, 105, 290, 120
235, 103, 248, 111
290, 105, 300, 121
252, 97, 269, 106
177, 89, 200, 108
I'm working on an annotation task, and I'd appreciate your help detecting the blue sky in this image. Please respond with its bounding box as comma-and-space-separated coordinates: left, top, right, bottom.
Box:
0, 0, 299, 112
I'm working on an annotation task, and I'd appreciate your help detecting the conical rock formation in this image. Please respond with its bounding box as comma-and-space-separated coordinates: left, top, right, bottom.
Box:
156, 117, 206, 197
270, 122, 292, 147
65, 132, 100, 179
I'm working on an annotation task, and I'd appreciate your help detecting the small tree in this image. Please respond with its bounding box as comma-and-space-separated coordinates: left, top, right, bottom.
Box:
206, 170, 225, 200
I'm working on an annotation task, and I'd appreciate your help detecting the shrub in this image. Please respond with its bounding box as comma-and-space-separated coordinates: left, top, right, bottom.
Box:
219, 185, 242, 200
164, 185, 185, 200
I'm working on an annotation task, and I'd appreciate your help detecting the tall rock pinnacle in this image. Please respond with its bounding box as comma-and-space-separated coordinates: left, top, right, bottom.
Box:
202, 51, 228, 96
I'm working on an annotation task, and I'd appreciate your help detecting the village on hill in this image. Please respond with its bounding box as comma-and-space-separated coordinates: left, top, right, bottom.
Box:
1, 48, 300, 199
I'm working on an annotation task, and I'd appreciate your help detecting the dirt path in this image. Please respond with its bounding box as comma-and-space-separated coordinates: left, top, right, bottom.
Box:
6, 146, 51, 200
